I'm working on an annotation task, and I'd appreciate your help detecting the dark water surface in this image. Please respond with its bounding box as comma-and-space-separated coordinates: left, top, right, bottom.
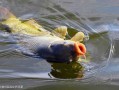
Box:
0, 0, 119, 90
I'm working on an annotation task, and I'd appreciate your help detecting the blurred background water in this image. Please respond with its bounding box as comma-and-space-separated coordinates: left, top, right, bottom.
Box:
0, 0, 119, 90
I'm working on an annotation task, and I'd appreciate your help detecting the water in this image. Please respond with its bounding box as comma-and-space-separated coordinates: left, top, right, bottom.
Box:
0, 0, 119, 90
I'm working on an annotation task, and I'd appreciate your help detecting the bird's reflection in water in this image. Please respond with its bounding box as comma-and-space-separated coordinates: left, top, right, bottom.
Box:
49, 61, 84, 79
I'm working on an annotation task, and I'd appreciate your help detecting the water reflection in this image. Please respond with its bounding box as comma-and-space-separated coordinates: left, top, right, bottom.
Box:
49, 61, 84, 79
88, 17, 101, 21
